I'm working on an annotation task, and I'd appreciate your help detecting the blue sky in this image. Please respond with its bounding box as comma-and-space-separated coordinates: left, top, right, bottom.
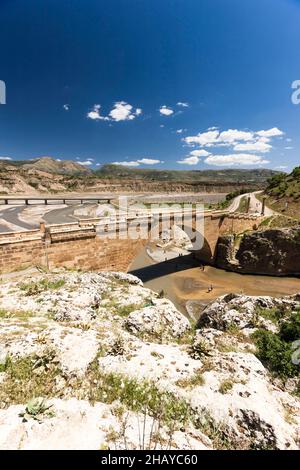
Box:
0, 0, 300, 171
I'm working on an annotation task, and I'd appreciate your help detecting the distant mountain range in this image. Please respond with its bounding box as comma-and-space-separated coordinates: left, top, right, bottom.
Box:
95, 164, 278, 183
0, 157, 280, 194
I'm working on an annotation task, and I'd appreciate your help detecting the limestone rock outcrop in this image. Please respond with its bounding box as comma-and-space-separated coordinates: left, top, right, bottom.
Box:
216, 227, 300, 275
0, 270, 299, 450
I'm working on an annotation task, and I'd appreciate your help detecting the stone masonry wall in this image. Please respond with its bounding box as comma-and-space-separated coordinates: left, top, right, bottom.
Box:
0, 228, 146, 275
0, 213, 263, 274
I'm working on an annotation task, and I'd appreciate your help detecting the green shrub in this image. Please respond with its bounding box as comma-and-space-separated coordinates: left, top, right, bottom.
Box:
291, 166, 300, 179
255, 305, 288, 324
19, 398, 54, 422
253, 327, 299, 379
267, 173, 286, 189
280, 310, 300, 342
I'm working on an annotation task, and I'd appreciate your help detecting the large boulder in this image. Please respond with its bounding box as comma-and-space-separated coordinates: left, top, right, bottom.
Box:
197, 293, 300, 332
216, 227, 300, 275
125, 298, 191, 340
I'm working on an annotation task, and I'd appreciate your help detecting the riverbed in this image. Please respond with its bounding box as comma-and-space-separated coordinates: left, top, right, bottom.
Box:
129, 248, 300, 318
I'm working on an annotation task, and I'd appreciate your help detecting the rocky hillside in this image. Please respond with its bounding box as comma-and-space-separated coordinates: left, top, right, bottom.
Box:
21, 157, 92, 176
0, 157, 93, 194
0, 157, 277, 194
0, 270, 299, 450
263, 167, 300, 221
216, 226, 300, 275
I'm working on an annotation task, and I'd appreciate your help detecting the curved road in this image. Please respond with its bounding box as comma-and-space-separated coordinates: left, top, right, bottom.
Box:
0, 191, 273, 233
42, 205, 78, 224
0, 206, 38, 232
227, 191, 274, 216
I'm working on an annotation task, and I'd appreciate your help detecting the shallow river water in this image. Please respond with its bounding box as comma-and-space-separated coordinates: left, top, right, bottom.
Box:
129, 248, 300, 317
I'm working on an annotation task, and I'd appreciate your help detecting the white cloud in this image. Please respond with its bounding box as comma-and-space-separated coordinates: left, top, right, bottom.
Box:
284, 146, 294, 150
204, 154, 270, 167
137, 158, 161, 165
218, 129, 254, 144
63, 104, 70, 111
87, 104, 109, 121
109, 101, 142, 121
233, 141, 272, 153
256, 127, 284, 138
274, 165, 288, 170
112, 158, 162, 167
184, 130, 220, 146
184, 127, 284, 150
77, 160, 94, 166
177, 156, 199, 165
177, 102, 189, 107
189, 149, 210, 157
286, 138, 292, 142
176, 129, 184, 134
184, 128, 254, 147
159, 105, 174, 116
0, 156, 12, 160
183, 127, 286, 167
112, 161, 140, 167
87, 102, 141, 122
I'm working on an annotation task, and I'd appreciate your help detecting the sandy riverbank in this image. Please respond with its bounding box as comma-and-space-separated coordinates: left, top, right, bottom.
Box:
129, 247, 300, 318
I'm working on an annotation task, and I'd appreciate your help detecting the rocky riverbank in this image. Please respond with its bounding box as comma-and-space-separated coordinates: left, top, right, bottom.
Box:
216, 226, 300, 276
0, 270, 299, 450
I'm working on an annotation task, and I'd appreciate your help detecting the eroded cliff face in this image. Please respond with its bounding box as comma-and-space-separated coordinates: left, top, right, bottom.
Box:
0, 170, 259, 194
216, 227, 300, 275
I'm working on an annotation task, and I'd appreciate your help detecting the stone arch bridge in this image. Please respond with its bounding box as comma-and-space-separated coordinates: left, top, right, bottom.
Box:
0, 209, 264, 274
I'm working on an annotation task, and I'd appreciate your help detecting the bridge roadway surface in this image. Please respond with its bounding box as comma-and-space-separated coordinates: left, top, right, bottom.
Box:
0, 192, 267, 234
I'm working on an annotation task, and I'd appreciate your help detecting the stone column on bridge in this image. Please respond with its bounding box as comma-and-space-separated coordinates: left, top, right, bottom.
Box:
261, 197, 266, 216
40, 221, 46, 233
246, 196, 251, 213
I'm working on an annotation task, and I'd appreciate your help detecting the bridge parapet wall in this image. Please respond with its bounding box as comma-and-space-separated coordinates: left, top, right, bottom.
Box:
0, 212, 265, 274
0, 222, 145, 274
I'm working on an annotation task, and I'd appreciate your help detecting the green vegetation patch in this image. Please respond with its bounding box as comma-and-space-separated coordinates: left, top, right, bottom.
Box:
19, 278, 65, 296
252, 309, 300, 380
103, 298, 145, 317
0, 350, 61, 406
254, 305, 290, 325
216, 189, 251, 211
176, 369, 205, 389
87, 361, 190, 428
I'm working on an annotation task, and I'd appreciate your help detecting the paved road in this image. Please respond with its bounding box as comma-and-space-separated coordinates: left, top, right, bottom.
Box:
0, 206, 38, 232
227, 191, 274, 215
250, 191, 274, 216
42, 205, 78, 224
